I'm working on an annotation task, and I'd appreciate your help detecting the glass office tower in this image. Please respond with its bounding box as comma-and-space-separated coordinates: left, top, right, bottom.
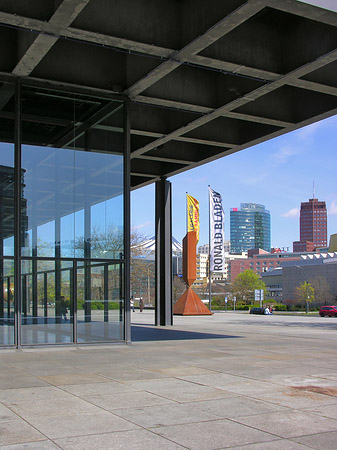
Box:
0, 79, 128, 347
230, 203, 271, 253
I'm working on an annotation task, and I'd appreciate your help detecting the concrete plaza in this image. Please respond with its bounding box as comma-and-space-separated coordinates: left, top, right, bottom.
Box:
1, 311, 337, 449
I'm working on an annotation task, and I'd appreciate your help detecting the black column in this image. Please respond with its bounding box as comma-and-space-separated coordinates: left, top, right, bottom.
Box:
0, 245, 3, 322
123, 100, 131, 343
14, 79, 21, 347
155, 177, 173, 326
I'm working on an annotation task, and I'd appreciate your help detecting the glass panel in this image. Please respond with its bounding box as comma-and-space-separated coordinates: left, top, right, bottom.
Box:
21, 88, 124, 261
77, 262, 124, 343
0, 259, 14, 345
21, 259, 74, 345
21, 85, 125, 345
0, 81, 15, 346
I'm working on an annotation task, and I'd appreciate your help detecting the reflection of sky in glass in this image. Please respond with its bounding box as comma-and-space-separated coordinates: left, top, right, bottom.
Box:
22, 145, 124, 259
0, 143, 14, 256
0, 143, 14, 166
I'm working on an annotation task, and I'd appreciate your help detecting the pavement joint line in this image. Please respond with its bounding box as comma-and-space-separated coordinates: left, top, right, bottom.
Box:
224, 414, 299, 440
1, 403, 57, 446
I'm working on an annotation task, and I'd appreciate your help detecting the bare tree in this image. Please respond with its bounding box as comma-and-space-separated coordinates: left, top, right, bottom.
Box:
311, 276, 333, 306
173, 276, 186, 303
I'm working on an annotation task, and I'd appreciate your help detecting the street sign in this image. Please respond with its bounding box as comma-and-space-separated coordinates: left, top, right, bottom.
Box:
255, 289, 264, 306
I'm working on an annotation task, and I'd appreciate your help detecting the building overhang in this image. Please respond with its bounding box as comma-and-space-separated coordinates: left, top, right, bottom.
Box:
0, 0, 336, 189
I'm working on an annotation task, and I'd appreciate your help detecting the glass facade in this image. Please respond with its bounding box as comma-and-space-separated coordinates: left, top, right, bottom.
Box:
0, 79, 127, 347
230, 203, 271, 253
0, 82, 15, 346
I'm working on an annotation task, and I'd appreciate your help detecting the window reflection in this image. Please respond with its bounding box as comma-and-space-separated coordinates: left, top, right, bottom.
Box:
22, 146, 124, 260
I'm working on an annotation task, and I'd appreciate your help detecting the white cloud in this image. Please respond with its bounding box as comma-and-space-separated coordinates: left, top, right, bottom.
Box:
132, 221, 152, 230
271, 145, 299, 165
328, 200, 337, 215
296, 120, 323, 140
281, 208, 300, 218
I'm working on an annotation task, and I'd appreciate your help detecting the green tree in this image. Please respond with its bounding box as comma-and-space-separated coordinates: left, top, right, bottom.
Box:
296, 281, 315, 312
231, 270, 266, 305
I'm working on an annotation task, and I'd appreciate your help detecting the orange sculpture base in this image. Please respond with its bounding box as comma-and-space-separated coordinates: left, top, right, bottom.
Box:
173, 287, 213, 315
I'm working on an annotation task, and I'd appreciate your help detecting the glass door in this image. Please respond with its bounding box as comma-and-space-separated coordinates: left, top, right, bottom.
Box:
77, 262, 124, 343
21, 259, 74, 345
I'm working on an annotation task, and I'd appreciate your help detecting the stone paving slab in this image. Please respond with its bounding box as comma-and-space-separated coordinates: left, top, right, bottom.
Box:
25, 410, 139, 439
83, 390, 176, 410
293, 430, 337, 449
302, 402, 337, 419
189, 395, 288, 418
226, 440, 312, 450
38, 372, 109, 386
0, 419, 46, 446
0, 404, 17, 422
0, 442, 60, 450
234, 409, 337, 439
1, 312, 337, 449
8, 395, 104, 419
152, 419, 278, 450
113, 402, 221, 428
249, 386, 337, 409
54, 429, 187, 450
60, 380, 137, 396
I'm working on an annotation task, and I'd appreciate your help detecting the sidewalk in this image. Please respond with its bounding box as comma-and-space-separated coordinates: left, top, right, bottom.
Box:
1, 311, 337, 449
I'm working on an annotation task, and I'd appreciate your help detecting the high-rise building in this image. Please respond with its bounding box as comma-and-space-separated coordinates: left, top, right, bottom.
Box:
230, 203, 271, 253
296, 198, 327, 249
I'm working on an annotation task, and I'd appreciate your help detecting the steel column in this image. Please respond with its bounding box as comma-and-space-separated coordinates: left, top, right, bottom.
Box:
0, 247, 3, 321
155, 177, 173, 326
14, 79, 21, 347
124, 99, 131, 343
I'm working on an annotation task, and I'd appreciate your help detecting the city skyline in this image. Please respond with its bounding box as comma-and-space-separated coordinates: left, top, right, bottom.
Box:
131, 114, 337, 250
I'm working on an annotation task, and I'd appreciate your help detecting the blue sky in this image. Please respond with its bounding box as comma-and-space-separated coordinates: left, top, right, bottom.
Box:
131, 114, 337, 250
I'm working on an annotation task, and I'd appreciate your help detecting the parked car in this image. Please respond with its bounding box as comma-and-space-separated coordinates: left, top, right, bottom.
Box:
319, 306, 337, 317
250, 307, 265, 315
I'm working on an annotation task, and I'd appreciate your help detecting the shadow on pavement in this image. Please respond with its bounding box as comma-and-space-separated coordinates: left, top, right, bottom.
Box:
131, 324, 242, 342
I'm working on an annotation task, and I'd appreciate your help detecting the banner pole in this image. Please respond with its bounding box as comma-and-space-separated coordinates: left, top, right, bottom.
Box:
208, 185, 212, 312
186, 191, 188, 235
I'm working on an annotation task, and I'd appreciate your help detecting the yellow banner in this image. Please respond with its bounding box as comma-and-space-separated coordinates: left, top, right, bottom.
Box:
187, 194, 200, 242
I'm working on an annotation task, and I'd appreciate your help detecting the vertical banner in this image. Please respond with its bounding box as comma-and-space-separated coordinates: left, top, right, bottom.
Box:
209, 187, 224, 272
187, 194, 199, 242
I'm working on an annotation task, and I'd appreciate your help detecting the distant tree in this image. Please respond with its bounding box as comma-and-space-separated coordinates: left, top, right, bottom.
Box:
173, 276, 186, 303
231, 270, 266, 304
74, 225, 154, 302
74, 225, 124, 258
296, 281, 315, 312
310, 276, 332, 306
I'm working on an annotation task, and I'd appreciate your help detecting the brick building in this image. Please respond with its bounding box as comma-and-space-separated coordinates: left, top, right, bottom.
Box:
293, 198, 327, 251
228, 249, 302, 281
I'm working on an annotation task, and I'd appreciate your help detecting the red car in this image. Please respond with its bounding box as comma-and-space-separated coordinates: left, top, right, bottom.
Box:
319, 306, 337, 317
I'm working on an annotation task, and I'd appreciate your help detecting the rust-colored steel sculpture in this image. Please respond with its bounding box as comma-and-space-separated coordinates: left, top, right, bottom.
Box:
173, 231, 212, 316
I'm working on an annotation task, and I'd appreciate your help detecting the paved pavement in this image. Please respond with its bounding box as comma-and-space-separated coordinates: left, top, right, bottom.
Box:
1, 311, 337, 449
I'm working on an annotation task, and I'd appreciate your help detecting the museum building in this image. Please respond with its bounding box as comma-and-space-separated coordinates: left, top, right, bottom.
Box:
0, 0, 337, 346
